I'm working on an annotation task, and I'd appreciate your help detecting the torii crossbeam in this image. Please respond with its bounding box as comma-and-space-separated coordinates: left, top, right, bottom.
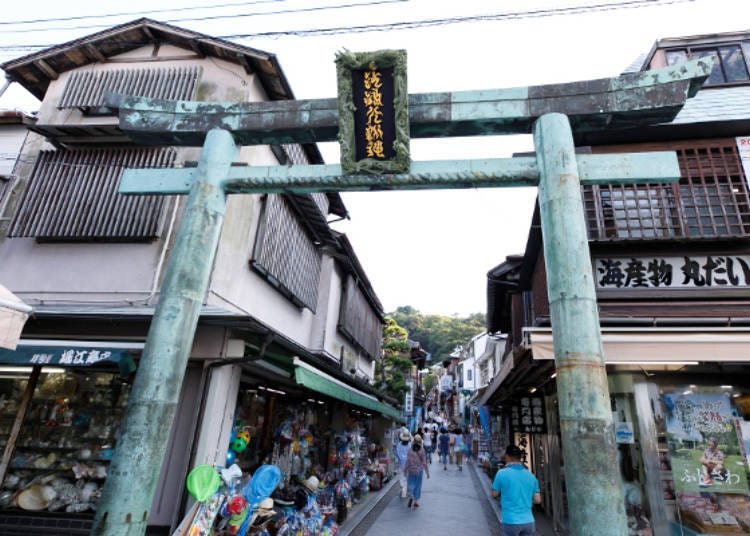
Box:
91, 59, 711, 536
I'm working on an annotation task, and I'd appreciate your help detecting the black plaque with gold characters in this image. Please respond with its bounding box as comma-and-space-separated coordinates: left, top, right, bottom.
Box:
336, 49, 409, 175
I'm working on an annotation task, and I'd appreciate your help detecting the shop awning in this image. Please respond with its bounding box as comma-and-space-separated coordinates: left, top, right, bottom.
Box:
0, 343, 137, 375
292, 357, 402, 421
524, 327, 750, 363
0, 284, 32, 350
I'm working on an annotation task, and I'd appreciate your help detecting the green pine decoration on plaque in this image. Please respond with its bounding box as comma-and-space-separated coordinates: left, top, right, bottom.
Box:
336, 49, 410, 175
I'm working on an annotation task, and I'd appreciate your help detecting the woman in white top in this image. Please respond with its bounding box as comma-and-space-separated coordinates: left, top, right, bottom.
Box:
422, 425, 434, 463
452, 428, 465, 471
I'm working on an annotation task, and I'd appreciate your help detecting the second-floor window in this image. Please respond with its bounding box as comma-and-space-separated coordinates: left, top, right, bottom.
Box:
7, 147, 174, 241
665, 43, 750, 87
584, 140, 750, 241
251, 194, 322, 311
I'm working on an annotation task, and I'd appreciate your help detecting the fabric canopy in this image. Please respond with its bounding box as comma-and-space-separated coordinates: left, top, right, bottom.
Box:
525, 328, 750, 363
0, 344, 136, 375
292, 357, 402, 421
0, 285, 32, 350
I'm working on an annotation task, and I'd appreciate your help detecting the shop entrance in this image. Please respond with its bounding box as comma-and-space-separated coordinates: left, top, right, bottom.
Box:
90, 56, 712, 536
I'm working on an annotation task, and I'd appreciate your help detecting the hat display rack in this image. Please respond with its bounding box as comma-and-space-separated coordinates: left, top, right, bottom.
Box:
190, 388, 393, 535
0, 371, 130, 515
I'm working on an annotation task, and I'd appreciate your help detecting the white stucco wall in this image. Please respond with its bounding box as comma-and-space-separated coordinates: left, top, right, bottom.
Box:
35, 45, 256, 125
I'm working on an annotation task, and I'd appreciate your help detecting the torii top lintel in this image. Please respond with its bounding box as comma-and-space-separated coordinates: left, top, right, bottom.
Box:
105, 59, 710, 147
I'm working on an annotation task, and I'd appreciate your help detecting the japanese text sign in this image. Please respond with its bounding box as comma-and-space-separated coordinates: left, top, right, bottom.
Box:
510, 396, 547, 434
336, 49, 410, 175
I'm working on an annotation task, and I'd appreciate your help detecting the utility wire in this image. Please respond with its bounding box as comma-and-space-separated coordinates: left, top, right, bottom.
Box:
0, 0, 409, 34
223, 0, 694, 39
0, 0, 693, 51
0, 0, 287, 26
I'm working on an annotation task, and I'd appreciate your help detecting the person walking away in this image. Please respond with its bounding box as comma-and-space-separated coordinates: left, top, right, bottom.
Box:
404, 434, 430, 508
464, 426, 474, 463
453, 428, 465, 471
448, 428, 456, 465
422, 426, 434, 464
491, 445, 541, 536
395, 430, 411, 499
438, 427, 451, 470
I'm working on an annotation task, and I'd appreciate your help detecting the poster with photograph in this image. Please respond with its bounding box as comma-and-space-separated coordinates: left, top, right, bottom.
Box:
662, 393, 748, 494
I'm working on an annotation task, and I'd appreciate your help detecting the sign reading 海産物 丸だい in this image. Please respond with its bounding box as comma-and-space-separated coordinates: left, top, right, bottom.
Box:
336, 49, 409, 175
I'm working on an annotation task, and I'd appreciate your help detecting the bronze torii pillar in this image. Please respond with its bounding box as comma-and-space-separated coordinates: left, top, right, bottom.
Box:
91, 58, 710, 535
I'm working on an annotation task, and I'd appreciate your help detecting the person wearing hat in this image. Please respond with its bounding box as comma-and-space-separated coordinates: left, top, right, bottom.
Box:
404, 434, 430, 508
395, 429, 411, 499
491, 445, 541, 536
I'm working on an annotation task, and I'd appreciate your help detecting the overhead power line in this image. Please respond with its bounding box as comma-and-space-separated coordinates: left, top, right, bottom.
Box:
0, 0, 409, 34
0, 0, 693, 53
222, 0, 695, 39
0, 0, 287, 26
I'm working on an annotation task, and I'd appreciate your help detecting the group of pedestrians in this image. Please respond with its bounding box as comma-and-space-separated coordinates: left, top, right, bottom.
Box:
394, 422, 541, 536
394, 424, 541, 536
393, 427, 430, 509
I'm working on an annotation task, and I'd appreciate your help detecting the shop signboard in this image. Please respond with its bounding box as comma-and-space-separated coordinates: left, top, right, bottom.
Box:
662, 393, 749, 495
615, 422, 635, 444
509, 395, 546, 434
595, 255, 750, 289
403, 380, 414, 416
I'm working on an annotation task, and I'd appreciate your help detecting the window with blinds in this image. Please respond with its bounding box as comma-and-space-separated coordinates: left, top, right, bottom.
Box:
584, 141, 750, 241
338, 275, 381, 360
8, 147, 175, 241
251, 194, 321, 311
59, 66, 202, 113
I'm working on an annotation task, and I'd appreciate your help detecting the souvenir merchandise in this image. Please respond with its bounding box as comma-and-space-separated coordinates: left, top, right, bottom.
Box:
180, 463, 282, 536
0, 371, 130, 515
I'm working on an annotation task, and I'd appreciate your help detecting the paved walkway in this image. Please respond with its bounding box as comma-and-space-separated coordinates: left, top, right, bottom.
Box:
343, 457, 559, 536
347, 457, 501, 536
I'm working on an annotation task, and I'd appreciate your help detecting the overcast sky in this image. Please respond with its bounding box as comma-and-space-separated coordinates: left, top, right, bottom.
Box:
1, 0, 747, 316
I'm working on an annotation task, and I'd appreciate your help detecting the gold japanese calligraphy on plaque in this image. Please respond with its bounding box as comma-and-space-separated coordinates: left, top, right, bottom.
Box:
336, 49, 410, 175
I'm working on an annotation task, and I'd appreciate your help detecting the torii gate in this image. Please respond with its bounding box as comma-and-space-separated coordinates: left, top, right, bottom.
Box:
91, 56, 710, 536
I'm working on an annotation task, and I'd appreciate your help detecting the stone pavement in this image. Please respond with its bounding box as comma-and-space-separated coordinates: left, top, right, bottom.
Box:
341, 457, 558, 536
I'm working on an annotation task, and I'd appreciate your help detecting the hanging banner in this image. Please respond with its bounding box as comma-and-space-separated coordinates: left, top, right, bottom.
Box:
662, 393, 748, 494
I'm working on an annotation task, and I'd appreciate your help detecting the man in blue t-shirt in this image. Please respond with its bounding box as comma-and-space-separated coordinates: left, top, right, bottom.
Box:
491, 445, 541, 536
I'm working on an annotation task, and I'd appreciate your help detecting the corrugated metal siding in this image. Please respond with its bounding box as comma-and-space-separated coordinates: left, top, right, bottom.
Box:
339, 275, 381, 359
8, 147, 174, 241
252, 194, 321, 311
58, 66, 202, 110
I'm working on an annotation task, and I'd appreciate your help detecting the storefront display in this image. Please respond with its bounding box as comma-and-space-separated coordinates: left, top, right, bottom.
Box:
223, 384, 392, 534
0, 369, 129, 515
656, 387, 750, 535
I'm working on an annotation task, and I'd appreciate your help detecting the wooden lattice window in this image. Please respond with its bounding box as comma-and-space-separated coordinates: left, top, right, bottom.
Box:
338, 275, 381, 360
584, 141, 750, 241
8, 147, 174, 241
251, 194, 321, 311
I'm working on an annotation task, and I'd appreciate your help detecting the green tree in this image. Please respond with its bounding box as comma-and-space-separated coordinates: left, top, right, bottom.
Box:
390, 306, 485, 363
376, 317, 413, 403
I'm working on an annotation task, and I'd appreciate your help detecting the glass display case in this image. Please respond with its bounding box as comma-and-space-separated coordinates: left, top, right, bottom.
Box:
0, 368, 130, 514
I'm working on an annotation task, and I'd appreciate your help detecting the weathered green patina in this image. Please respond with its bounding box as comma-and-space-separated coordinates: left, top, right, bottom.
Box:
105, 59, 708, 146
93, 57, 711, 536
118, 152, 681, 195
535, 113, 627, 536
91, 129, 239, 536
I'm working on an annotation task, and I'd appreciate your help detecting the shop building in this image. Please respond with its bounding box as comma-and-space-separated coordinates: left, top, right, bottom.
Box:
0, 19, 400, 535
480, 30, 750, 536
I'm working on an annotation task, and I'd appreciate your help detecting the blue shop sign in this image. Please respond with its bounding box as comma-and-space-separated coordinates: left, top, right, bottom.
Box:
0, 345, 136, 376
